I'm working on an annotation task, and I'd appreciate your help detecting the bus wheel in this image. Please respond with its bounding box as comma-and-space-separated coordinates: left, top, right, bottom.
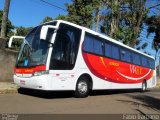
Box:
75, 76, 90, 98
141, 81, 147, 92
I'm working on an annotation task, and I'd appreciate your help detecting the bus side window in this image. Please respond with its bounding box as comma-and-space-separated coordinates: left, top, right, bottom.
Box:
141, 56, 148, 67
148, 59, 154, 69
120, 49, 132, 63
105, 43, 111, 58
150, 59, 155, 69
111, 45, 120, 60
83, 34, 94, 53
83, 33, 103, 56
132, 53, 141, 66
93, 39, 103, 55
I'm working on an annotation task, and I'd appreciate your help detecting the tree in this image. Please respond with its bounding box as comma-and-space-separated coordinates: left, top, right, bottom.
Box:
92, 0, 104, 32
136, 42, 148, 51
145, 16, 160, 59
10, 26, 33, 50
145, 15, 160, 77
55, 0, 104, 29
55, 14, 67, 21
54, 0, 152, 50
127, 0, 148, 47
100, 0, 148, 47
65, 0, 95, 28
16, 26, 33, 36
41, 16, 53, 24
1, 0, 11, 38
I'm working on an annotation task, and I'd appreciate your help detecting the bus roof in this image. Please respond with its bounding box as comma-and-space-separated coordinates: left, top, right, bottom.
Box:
45, 20, 155, 60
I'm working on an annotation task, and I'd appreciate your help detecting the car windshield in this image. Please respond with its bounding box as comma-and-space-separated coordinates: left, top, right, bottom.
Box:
16, 25, 55, 67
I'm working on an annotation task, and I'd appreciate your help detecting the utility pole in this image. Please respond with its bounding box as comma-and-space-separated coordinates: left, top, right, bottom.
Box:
0, 0, 11, 49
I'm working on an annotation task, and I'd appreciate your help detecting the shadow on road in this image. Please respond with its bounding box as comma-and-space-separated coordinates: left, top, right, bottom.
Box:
90, 89, 141, 96
18, 88, 146, 99
18, 88, 74, 99
129, 94, 160, 111
118, 93, 160, 112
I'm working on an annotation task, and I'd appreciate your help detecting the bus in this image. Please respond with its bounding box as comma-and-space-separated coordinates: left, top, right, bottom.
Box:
13, 20, 156, 98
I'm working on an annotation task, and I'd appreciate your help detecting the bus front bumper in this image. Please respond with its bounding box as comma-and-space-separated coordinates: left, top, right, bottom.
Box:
13, 75, 51, 90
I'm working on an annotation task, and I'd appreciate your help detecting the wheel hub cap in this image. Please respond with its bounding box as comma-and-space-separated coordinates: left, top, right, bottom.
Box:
78, 81, 87, 94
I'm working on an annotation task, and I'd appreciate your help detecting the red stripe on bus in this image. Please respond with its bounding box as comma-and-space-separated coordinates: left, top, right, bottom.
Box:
14, 65, 46, 74
82, 52, 153, 84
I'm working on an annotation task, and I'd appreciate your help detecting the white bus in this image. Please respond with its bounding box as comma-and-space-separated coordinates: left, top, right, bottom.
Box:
14, 20, 156, 98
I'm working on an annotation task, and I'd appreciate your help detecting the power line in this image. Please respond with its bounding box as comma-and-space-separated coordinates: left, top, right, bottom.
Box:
48, 0, 65, 8
148, 3, 160, 9
39, 0, 66, 12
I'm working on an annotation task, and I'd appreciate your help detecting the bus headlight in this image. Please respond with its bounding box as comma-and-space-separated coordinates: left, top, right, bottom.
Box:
33, 70, 49, 76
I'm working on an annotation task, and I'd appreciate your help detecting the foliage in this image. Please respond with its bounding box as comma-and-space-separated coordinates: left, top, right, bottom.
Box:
11, 38, 23, 51
9, 26, 32, 50
54, 0, 151, 49
16, 26, 33, 36
64, 0, 96, 28
55, 15, 68, 21
9, 26, 33, 50
136, 42, 148, 50
41, 16, 53, 24
100, 0, 148, 47
145, 15, 160, 58
55, 0, 105, 29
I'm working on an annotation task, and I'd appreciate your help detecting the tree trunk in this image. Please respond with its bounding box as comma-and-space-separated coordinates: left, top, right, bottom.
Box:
1, 0, 11, 38
110, 0, 119, 38
129, 0, 146, 48
95, 8, 100, 32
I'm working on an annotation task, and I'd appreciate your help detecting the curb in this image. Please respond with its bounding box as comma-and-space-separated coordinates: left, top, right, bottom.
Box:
0, 82, 19, 94
0, 88, 18, 94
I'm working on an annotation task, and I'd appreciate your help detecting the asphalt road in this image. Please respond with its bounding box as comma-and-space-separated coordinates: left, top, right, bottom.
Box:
0, 89, 160, 120
0, 88, 160, 115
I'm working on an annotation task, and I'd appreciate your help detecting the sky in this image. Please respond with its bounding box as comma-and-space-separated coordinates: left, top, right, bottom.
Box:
0, 0, 70, 27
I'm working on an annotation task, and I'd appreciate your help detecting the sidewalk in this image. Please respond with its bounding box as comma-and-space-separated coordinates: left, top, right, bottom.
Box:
0, 82, 19, 94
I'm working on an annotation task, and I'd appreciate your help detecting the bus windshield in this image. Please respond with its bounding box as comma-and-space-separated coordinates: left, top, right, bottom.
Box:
16, 25, 54, 67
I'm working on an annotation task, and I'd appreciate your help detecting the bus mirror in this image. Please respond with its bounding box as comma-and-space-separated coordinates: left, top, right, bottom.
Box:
40, 26, 48, 40
40, 25, 58, 42
8, 36, 25, 48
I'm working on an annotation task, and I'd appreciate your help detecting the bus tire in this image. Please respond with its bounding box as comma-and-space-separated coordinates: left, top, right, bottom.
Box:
75, 76, 90, 98
141, 80, 147, 92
